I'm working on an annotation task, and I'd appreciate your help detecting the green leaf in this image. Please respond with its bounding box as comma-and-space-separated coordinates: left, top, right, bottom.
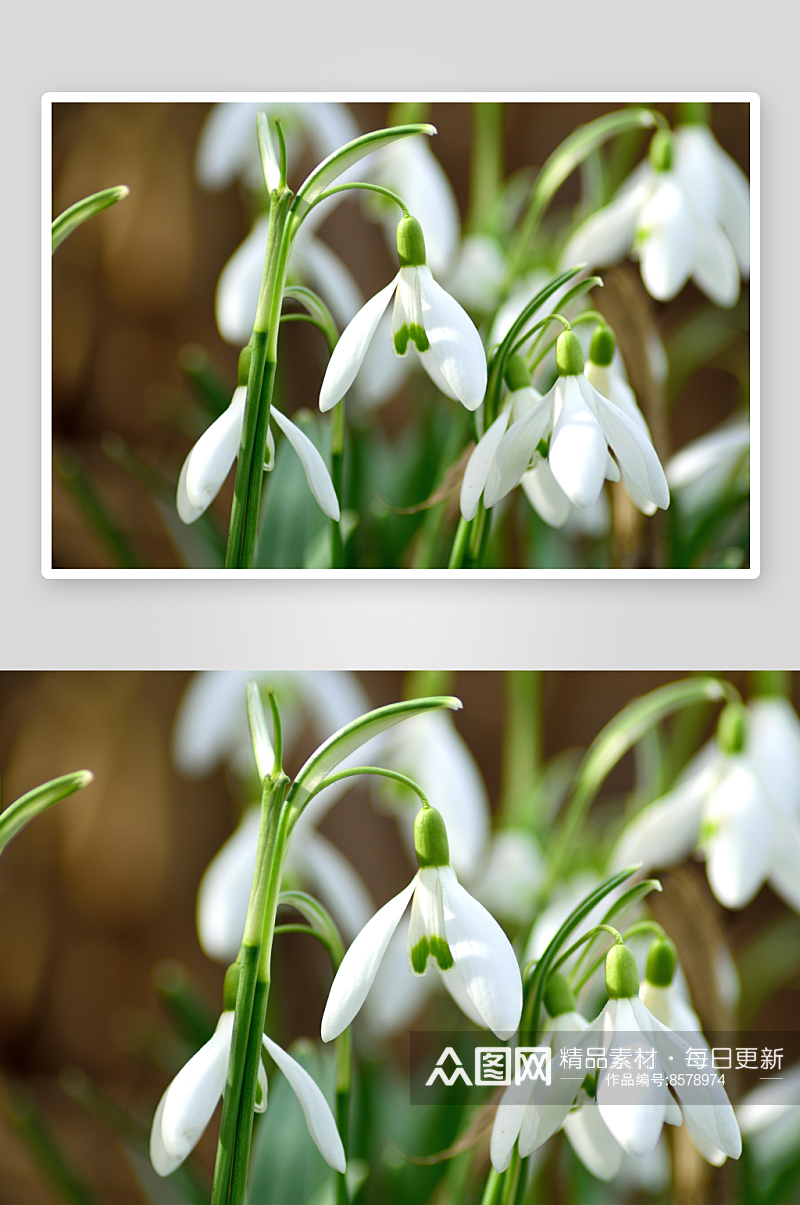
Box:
286, 697, 461, 819
293, 124, 436, 214
283, 286, 339, 353
547, 676, 738, 888
52, 185, 129, 253
0, 770, 93, 855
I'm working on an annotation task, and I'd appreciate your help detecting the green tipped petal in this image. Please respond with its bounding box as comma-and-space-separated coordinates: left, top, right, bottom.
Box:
394, 322, 429, 355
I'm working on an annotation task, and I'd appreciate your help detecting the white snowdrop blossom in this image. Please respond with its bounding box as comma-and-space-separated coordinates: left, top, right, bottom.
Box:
319, 216, 487, 413
667, 419, 750, 515
321, 806, 522, 1042
613, 697, 800, 912
149, 1011, 345, 1177
483, 331, 669, 515
561, 128, 747, 307
672, 122, 750, 277
367, 137, 460, 276
176, 386, 340, 525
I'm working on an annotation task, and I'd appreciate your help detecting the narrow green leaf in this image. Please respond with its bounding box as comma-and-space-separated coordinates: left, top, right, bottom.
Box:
52, 185, 129, 253
283, 286, 339, 353
286, 697, 461, 818
293, 124, 436, 213
279, 891, 345, 968
547, 676, 738, 888
0, 770, 93, 855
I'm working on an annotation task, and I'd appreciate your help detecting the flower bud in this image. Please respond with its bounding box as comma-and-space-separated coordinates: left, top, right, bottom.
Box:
223, 961, 241, 1011
504, 353, 532, 393
543, 971, 577, 1017
649, 129, 674, 174
397, 215, 427, 267
716, 701, 747, 756
413, 805, 450, 868
645, 937, 677, 988
605, 944, 640, 999
555, 329, 585, 377
238, 345, 252, 387
678, 102, 710, 127
589, 325, 616, 368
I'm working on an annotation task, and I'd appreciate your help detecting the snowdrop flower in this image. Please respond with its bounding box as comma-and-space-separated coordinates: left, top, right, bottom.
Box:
319, 216, 487, 413
613, 698, 800, 912
150, 1009, 345, 1176
367, 137, 460, 277
562, 129, 744, 307
176, 384, 339, 525
667, 418, 750, 515
484, 329, 669, 515
673, 117, 750, 277
321, 805, 522, 1042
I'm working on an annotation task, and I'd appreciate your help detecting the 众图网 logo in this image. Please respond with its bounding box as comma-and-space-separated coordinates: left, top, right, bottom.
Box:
425, 1046, 551, 1087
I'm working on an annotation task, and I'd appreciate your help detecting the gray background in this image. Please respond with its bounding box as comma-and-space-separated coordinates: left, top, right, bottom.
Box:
4, 1, 790, 669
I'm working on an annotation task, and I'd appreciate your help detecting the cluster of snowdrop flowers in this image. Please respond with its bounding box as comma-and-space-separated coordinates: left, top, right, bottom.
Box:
177, 350, 340, 526
150, 965, 345, 1177
321, 803, 523, 1043
562, 120, 749, 308
465, 327, 669, 521
319, 215, 487, 414
613, 697, 800, 912
491, 939, 741, 1180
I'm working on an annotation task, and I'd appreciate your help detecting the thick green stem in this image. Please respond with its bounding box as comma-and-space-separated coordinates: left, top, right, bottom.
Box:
448, 516, 471, 569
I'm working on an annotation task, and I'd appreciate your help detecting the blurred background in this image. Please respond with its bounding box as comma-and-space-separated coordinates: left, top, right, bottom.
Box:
0, 670, 793, 1204
50, 101, 751, 569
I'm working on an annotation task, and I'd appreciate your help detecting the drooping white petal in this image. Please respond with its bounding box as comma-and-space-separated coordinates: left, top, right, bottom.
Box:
460, 409, 511, 521
548, 376, 608, 508
215, 216, 270, 344
637, 176, 697, 301
586, 378, 669, 510
407, 867, 447, 974
417, 346, 460, 401
597, 999, 668, 1156
160, 1012, 234, 1163
563, 1103, 624, 1181
196, 807, 260, 961
520, 462, 572, 528
561, 180, 650, 270
196, 102, 264, 191
484, 392, 553, 508
262, 1035, 346, 1172
269, 406, 340, 520
712, 139, 751, 274
172, 671, 254, 776
291, 827, 374, 942
765, 807, 800, 913
320, 877, 417, 1041
683, 1108, 728, 1166
611, 758, 715, 872
704, 761, 774, 908
490, 1081, 529, 1172
438, 866, 522, 1039
748, 697, 800, 819
417, 266, 487, 410
353, 310, 409, 409
691, 213, 740, 308
178, 388, 246, 524
673, 126, 725, 228
737, 1062, 800, 1134
439, 962, 488, 1029
150, 1093, 182, 1176
319, 276, 399, 412
364, 918, 433, 1036
585, 360, 651, 439
392, 267, 426, 353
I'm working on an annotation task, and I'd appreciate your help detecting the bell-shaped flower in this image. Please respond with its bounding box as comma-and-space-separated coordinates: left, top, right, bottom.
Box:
561, 129, 744, 307
321, 806, 522, 1042
483, 330, 669, 515
667, 418, 750, 516
150, 1011, 345, 1176
612, 698, 800, 912
319, 215, 487, 413
672, 119, 750, 277
176, 385, 340, 525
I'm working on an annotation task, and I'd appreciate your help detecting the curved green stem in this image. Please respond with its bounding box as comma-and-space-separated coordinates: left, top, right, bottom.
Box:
310, 180, 409, 216
306, 765, 430, 811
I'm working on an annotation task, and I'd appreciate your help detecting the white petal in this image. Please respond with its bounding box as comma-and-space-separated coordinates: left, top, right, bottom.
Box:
597, 999, 668, 1156
638, 177, 697, 301
291, 827, 374, 942
161, 1013, 233, 1162
766, 809, 800, 912
364, 918, 433, 1036
748, 698, 800, 819
490, 1083, 528, 1172
683, 1108, 728, 1166
150, 1093, 182, 1176
548, 376, 608, 509
485, 392, 553, 508
439, 866, 522, 1039
563, 1104, 624, 1181
178, 388, 246, 524
460, 409, 511, 522
611, 763, 711, 872
269, 406, 340, 520
196, 807, 260, 961
586, 379, 669, 510
712, 139, 751, 273
561, 181, 650, 270
417, 346, 459, 401
196, 102, 263, 191
320, 877, 417, 1041
215, 217, 270, 344
319, 276, 398, 412
172, 671, 254, 776
673, 127, 725, 227
262, 1035, 346, 1172
704, 761, 774, 908
439, 961, 488, 1029
691, 214, 740, 308
520, 461, 572, 528
417, 266, 487, 410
